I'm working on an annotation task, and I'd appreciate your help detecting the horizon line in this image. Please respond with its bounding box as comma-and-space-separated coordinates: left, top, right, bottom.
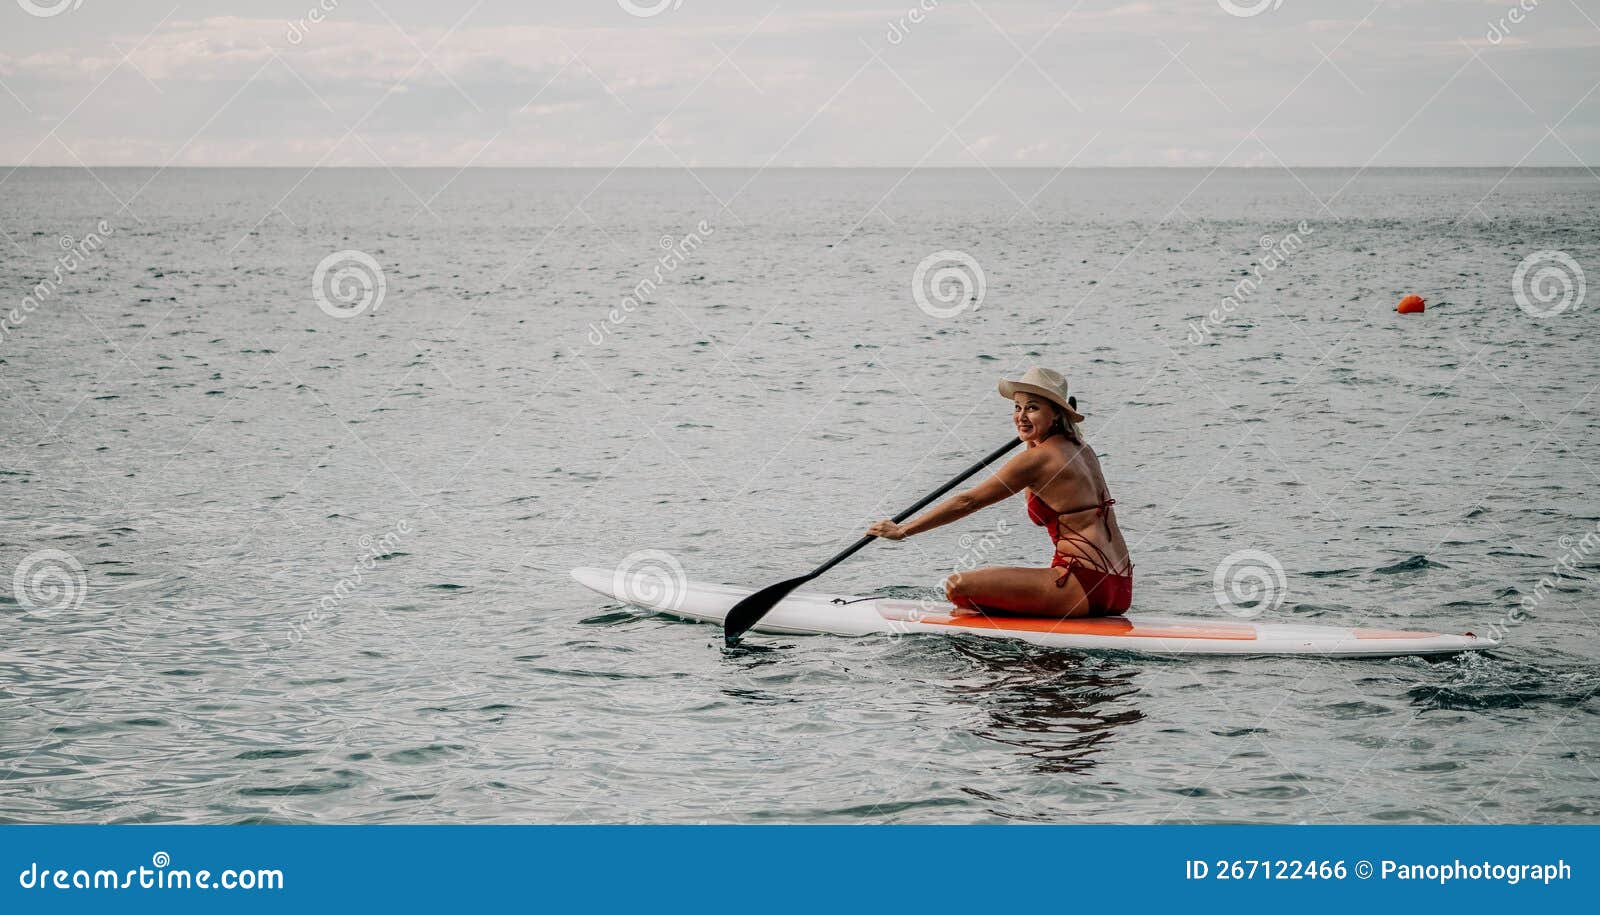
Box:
5, 164, 1596, 170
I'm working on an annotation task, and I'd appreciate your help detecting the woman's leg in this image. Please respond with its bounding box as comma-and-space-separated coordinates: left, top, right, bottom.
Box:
943, 565, 1096, 618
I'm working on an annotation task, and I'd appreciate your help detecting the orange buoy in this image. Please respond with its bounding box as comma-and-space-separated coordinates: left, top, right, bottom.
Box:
1397, 294, 1425, 314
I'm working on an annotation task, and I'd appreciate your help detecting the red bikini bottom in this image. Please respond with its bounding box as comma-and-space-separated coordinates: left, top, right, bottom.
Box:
1051, 556, 1133, 615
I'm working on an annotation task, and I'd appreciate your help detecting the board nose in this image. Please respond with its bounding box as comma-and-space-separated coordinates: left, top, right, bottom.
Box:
570, 566, 615, 596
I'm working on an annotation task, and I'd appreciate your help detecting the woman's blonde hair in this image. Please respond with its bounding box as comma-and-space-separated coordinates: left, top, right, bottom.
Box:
1048, 397, 1081, 445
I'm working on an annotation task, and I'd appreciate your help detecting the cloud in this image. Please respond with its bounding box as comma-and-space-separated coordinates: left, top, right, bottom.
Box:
0, 3, 1594, 167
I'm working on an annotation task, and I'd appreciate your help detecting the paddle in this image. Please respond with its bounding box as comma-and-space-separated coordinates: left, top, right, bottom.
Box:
722, 436, 1024, 647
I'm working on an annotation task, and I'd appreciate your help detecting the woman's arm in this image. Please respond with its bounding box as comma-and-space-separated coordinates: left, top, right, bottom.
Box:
866, 449, 1037, 540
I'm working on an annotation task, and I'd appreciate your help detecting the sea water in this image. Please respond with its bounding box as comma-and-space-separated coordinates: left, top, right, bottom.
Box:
1, 167, 1596, 823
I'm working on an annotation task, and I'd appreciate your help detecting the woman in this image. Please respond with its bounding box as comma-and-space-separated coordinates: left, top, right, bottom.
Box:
866, 367, 1133, 618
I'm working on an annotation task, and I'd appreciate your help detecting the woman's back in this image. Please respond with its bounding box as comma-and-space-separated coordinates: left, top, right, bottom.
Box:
1027, 437, 1131, 572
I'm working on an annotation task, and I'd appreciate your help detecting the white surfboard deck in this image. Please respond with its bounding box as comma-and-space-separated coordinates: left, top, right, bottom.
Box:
571, 567, 1496, 658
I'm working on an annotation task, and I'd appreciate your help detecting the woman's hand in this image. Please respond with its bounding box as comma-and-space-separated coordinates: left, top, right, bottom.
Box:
866, 520, 909, 541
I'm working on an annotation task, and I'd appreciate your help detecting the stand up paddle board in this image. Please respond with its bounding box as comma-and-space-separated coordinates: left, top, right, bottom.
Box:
571, 567, 1496, 658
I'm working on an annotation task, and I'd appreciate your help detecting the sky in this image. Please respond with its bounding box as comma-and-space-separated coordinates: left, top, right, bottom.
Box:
1, 0, 1597, 167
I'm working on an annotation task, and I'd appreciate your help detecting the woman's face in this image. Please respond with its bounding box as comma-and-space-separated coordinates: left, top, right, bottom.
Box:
1013, 394, 1057, 444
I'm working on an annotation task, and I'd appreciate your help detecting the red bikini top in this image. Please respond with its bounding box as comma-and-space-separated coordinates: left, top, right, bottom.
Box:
1026, 490, 1129, 575
1026, 490, 1116, 540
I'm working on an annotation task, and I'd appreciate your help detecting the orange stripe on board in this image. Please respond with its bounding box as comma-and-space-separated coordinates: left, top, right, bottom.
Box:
896, 611, 1258, 641
1352, 628, 1438, 640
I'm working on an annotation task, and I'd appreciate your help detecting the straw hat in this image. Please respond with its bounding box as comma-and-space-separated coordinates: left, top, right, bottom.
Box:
998, 367, 1084, 423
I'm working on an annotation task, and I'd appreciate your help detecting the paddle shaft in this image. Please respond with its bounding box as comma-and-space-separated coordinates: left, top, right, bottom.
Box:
808, 435, 1024, 580
723, 435, 1024, 645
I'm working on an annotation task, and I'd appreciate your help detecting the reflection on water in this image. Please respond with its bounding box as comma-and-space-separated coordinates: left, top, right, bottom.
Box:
944, 639, 1145, 776
719, 642, 807, 705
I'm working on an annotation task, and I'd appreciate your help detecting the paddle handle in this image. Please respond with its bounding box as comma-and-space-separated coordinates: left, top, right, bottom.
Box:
810, 436, 1024, 578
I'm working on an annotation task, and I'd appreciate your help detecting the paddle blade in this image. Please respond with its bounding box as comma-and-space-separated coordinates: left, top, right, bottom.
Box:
723, 574, 813, 647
